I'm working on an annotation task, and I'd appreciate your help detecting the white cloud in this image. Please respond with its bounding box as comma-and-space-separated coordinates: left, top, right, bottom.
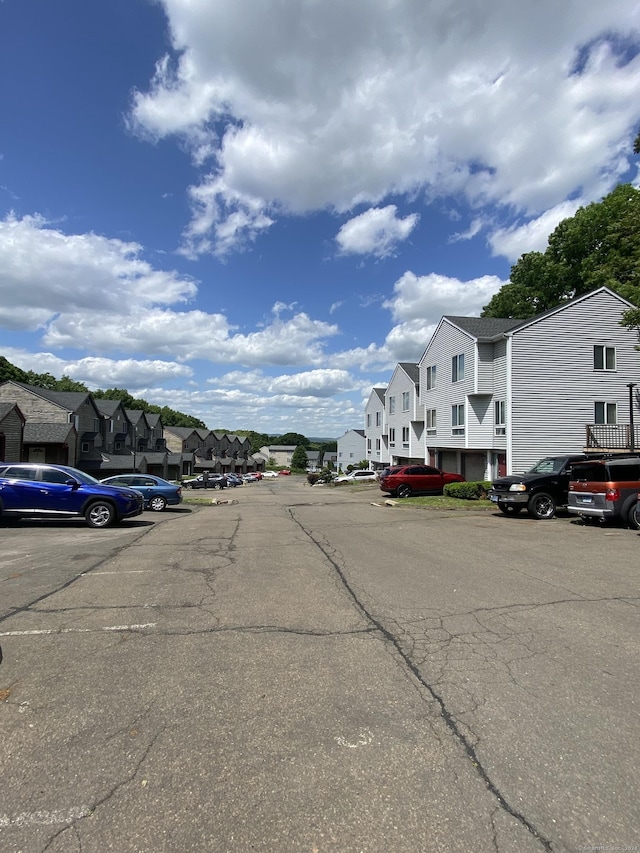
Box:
0, 349, 192, 390
336, 206, 419, 258
488, 199, 582, 261
0, 213, 197, 329
129, 0, 640, 255
0, 214, 339, 367
384, 271, 504, 324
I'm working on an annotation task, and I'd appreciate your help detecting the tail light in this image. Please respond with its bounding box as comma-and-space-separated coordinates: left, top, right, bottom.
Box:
177, 487, 182, 496
605, 488, 619, 502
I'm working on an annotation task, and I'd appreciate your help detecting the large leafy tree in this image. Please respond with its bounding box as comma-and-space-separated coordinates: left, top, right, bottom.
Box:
482, 184, 640, 318
278, 432, 310, 447
291, 445, 309, 470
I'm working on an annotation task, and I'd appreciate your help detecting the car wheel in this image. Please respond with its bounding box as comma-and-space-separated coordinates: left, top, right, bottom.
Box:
628, 501, 640, 530
499, 504, 522, 515
149, 495, 167, 512
85, 501, 116, 528
213, 482, 223, 490
396, 484, 412, 498
527, 492, 556, 520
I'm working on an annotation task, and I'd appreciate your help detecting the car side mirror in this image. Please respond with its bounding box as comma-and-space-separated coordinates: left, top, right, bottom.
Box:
65, 478, 81, 490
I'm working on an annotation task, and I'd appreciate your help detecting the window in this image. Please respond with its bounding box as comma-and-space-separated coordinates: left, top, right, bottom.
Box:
375, 438, 381, 451
366, 413, 371, 428
367, 439, 372, 451
389, 396, 396, 414
402, 427, 409, 445
452, 354, 465, 383
402, 391, 410, 411
425, 365, 436, 390
389, 428, 396, 446
375, 411, 381, 427
41, 468, 74, 485
494, 400, 506, 435
594, 345, 616, 371
81, 442, 90, 452
595, 402, 617, 424
426, 409, 436, 434
452, 404, 465, 433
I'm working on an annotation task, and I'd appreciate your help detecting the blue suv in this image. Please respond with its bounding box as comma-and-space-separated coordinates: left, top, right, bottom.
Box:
0, 463, 144, 528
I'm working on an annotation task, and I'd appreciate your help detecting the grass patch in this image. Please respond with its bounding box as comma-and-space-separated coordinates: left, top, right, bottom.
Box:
392, 495, 495, 511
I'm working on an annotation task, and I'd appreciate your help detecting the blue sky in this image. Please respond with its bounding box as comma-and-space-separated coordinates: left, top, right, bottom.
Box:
1, 0, 639, 437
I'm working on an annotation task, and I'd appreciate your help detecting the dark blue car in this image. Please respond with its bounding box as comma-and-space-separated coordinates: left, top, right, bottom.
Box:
101, 474, 182, 512
0, 463, 144, 528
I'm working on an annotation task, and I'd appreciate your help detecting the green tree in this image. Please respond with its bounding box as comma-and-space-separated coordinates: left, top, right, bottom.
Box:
0, 356, 29, 384
56, 375, 90, 392
278, 432, 310, 447
291, 445, 308, 471
482, 184, 640, 318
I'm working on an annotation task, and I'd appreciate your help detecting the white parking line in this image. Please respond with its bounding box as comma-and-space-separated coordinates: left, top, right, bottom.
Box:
80, 570, 152, 575
0, 623, 156, 637
0, 806, 93, 827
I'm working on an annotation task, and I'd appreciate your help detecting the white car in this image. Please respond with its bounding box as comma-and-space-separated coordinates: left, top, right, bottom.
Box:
334, 470, 378, 484
261, 470, 280, 478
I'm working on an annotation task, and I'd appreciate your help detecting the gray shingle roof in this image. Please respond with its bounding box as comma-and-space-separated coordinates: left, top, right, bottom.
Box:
444, 316, 523, 340
23, 423, 75, 443
398, 362, 419, 383
13, 383, 94, 411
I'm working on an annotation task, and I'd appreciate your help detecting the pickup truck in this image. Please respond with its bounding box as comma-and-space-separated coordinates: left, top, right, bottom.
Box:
488, 455, 596, 519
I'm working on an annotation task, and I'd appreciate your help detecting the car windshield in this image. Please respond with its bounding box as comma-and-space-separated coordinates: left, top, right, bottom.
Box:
66, 469, 101, 485
525, 457, 565, 475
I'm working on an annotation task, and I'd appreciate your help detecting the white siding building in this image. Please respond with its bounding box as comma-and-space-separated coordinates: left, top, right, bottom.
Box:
385, 363, 424, 465
337, 429, 367, 472
364, 387, 389, 470
419, 287, 639, 478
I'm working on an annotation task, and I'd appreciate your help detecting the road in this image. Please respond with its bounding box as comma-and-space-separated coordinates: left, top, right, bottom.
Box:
1, 479, 639, 853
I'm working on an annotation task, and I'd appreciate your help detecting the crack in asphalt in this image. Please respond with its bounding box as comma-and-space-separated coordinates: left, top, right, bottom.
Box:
287, 506, 555, 852
0, 523, 158, 627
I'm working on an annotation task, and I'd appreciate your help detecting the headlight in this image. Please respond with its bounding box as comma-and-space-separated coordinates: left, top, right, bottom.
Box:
509, 483, 527, 492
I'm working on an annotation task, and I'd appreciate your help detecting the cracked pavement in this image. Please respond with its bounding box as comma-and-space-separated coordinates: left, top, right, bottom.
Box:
1, 481, 639, 852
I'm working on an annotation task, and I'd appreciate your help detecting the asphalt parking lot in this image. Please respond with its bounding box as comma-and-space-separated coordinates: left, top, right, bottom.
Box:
1, 482, 639, 852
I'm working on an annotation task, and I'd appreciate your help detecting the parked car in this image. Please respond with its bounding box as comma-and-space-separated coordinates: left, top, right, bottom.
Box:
242, 473, 259, 482
0, 462, 144, 528
225, 473, 244, 487
100, 474, 182, 512
261, 470, 279, 478
278, 469, 291, 476
489, 453, 610, 520
334, 470, 379, 484
567, 457, 640, 528
183, 474, 227, 490
379, 465, 465, 498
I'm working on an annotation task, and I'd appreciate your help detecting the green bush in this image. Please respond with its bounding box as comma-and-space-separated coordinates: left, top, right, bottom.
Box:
443, 480, 492, 500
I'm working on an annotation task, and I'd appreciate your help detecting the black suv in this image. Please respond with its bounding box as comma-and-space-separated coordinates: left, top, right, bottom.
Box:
489, 455, 599, 520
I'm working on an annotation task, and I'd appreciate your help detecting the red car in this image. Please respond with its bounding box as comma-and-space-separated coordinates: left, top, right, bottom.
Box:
278, 469, 291, 476
379, 465, 465, 498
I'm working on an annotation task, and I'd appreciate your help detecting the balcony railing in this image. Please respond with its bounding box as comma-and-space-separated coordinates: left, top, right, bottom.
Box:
585, 424, 640, 451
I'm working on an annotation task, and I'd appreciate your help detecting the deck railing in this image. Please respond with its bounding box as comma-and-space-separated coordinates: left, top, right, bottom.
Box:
585, 424, 640, 451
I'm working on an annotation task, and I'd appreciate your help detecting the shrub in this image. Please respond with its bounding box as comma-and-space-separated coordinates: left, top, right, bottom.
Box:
307, 473, 319, 485
444, 481, 492, 500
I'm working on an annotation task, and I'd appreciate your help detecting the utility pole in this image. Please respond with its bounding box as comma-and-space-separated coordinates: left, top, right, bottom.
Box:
627, 383, 637, 452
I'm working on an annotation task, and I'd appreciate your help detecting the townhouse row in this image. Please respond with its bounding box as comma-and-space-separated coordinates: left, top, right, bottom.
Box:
0, 381, 261, 480
340, 287, 640, 479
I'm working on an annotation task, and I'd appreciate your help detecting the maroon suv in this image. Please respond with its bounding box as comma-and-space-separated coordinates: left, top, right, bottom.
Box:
379, 465, 465, 498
